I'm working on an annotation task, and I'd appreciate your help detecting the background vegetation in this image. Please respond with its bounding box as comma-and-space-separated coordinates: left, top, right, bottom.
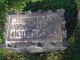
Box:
0, 0, 80, 60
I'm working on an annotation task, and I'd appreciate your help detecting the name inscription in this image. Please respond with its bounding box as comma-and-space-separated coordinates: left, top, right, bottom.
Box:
9, 15, 59, 40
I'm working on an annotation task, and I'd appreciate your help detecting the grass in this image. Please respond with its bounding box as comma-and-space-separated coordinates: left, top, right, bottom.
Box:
0, 0, 80, 60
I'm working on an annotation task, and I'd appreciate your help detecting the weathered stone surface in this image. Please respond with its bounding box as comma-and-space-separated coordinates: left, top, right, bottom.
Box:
5, 9, 67, 53
78, 11, 80, 22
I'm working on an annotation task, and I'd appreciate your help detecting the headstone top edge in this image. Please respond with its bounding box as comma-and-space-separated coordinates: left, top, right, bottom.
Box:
7, 9, 65, 15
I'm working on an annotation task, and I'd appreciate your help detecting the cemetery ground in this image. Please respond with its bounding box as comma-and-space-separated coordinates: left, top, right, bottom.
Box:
0, 0, 80, 60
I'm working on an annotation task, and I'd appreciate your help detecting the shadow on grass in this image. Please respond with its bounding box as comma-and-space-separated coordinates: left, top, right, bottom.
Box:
22, 52, 61, 60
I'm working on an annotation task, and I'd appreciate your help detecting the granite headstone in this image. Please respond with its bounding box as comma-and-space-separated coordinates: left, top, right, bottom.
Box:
5, 9, 67, 53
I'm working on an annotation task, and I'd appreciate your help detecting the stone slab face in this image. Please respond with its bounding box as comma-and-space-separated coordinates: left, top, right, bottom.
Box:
5, 9, 67, 53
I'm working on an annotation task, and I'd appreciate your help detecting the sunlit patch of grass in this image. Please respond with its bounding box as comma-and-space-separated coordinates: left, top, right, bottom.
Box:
0, 0, 5, 4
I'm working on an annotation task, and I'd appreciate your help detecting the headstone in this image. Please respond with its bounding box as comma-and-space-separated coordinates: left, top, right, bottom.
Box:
5, 9, 67, 53
78, 11, 80, 22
